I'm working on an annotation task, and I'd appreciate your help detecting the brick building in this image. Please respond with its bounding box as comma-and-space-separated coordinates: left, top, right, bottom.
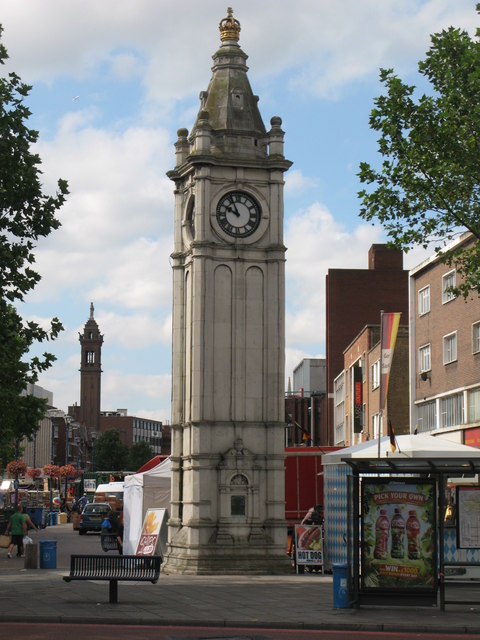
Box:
325, 244, 409, 445
340, 324, 409, 447
409, 232, 480, 444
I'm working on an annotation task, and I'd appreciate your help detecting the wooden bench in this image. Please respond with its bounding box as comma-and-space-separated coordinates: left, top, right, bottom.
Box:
63, 554, 162, 603
101, 533, 119, 552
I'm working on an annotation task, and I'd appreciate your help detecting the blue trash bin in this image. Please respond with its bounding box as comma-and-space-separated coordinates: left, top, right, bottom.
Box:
332, 562, 351, 609
39, 540, 57, 569
27, 507, 44, 528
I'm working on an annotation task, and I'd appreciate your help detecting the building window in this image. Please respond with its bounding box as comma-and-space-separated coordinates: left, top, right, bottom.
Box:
418, 286, 430, 315
416, 401, 436, 432
442, 270, 456, 304
443, 332, 457, 365
440, 393, 464, 429
334, 372, 345, 445
473, 322, 480, 354
371, 360, 380, 390
468, 388, 480, 423
86, 351, 95, 364
418, 344, 431, 372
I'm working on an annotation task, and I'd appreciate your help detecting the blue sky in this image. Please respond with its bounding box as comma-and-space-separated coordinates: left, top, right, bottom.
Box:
2, 0, 477, 423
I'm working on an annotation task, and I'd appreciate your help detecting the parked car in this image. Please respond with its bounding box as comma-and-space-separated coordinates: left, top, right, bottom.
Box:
78, 502, 112, 535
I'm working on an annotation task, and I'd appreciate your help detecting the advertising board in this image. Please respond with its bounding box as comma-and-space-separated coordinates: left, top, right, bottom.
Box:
361, 479, 437, 594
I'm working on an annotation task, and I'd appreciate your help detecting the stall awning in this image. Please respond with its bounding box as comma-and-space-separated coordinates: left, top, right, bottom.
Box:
343, 457, 480, 476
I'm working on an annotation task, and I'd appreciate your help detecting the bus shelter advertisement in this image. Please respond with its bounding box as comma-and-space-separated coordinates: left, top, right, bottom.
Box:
361, 479, 436, 592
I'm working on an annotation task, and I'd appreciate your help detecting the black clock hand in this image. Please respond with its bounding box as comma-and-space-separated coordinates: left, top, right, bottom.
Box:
227, 204, 241, 217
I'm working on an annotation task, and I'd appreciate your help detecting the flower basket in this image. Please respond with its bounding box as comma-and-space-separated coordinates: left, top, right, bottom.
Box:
27, 467, 43, 480
6, 460, 27, 477
43, 464, 61, 479
59, 464, 77, 478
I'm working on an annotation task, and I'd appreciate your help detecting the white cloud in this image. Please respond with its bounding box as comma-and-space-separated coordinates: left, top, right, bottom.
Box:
93, 309, 171, 349
285, 202, 384, 349
101, 371, 171, 420
3, 1, 476, 102
285, 170, 319, 194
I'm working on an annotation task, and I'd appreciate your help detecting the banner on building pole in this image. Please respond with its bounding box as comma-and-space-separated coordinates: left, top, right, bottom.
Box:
379, 312, 402, 413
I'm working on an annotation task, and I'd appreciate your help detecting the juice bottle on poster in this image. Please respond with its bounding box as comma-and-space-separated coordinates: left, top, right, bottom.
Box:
374, 508, 390, 559
390, 508, 405, 559
406, 509, 421, 559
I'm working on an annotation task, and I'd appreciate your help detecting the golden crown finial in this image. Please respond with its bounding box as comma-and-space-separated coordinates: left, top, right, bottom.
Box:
219, 7, 241, 42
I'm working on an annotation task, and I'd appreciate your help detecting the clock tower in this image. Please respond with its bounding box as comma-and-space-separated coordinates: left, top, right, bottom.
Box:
165, 8, 292, 574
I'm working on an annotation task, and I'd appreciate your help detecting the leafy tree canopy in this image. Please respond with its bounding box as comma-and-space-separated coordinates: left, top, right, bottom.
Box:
93, 430, 129, 472
128, 440, 153, 472
358, 4, 480, 298
0, 25, 67, 464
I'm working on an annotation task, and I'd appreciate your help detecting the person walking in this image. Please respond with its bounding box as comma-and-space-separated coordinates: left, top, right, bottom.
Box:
21, 505, 38, 532
78, 493, 88, 511
6, 507, 27, 558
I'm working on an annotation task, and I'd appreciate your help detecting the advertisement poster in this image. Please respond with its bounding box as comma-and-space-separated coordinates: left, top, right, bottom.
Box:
294, 524, 323, 566
83, 479, 96, 492
361, 479, 436, 591
457, 486, 480, 549
136, 508, 167, 556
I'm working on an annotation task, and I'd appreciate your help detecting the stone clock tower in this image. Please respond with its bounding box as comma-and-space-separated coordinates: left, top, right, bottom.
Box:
164, 9, 292, 574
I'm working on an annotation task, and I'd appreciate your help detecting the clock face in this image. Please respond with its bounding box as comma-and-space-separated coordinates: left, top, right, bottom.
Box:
216, 191, 261, 238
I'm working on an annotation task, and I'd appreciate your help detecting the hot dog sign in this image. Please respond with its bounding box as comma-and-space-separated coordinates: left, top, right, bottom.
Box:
295, 524, 323, 566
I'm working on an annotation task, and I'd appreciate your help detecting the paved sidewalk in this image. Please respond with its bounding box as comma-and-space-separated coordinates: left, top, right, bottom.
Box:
1, 526, 480, 634
1, 564, 480, 633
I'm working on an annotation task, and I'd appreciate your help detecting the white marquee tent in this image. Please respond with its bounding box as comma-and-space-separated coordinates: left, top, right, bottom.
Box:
123, 457, 171, 555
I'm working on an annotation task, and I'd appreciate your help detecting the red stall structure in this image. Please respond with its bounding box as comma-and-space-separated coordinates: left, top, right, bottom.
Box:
285, 446, 343, 527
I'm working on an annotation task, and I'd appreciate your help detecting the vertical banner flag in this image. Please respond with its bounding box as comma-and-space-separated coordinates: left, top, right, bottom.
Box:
379, 312, 401, 412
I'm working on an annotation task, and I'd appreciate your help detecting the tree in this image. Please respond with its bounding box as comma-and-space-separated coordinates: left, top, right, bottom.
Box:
0, 25, 68, 464
93, 430, 129, 471
358, 4, 480, 298
128, 440, 153, 472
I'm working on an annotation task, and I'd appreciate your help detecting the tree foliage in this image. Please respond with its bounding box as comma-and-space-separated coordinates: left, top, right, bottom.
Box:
128, 440, 153, 472
358, 5, 480, 298
0, 25, 67, 464
93, 430, 130, 472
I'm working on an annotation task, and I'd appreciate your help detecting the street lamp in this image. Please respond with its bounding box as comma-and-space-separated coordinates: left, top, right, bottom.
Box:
45, 408, 67, 516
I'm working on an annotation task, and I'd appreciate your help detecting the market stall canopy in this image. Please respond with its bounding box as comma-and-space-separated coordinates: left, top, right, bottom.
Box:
123, 457, 171, 555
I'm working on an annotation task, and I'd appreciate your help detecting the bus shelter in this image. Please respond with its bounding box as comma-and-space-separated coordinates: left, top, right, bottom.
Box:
322, 435, 480, 610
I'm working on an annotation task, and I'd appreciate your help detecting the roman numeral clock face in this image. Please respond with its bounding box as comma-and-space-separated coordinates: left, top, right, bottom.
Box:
216, 191, 261, 238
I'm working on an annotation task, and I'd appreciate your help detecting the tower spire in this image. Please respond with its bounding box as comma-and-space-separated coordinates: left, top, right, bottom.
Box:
89, 302, 94, 320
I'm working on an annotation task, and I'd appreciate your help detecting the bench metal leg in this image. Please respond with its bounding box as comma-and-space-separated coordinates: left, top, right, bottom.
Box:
109, 579, 118, 604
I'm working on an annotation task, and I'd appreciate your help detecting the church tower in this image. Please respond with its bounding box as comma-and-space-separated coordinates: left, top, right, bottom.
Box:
165, 9, 292, 574
78, 302, 103, 434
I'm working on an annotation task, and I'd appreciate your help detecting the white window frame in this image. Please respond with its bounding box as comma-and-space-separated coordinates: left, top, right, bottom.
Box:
372, 413, 381, 439
371, 360, 380, 390
443, 331, 457, 365
442, 270, 456, 304
418, 343, 431, 372
473, 321, 480, 355
418, 285, 430, 316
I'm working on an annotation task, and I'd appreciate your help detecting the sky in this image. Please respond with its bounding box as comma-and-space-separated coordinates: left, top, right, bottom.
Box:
1, 0, 477, 424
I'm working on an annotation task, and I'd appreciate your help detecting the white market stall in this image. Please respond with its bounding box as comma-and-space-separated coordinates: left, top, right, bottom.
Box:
123, 457, 171, 555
